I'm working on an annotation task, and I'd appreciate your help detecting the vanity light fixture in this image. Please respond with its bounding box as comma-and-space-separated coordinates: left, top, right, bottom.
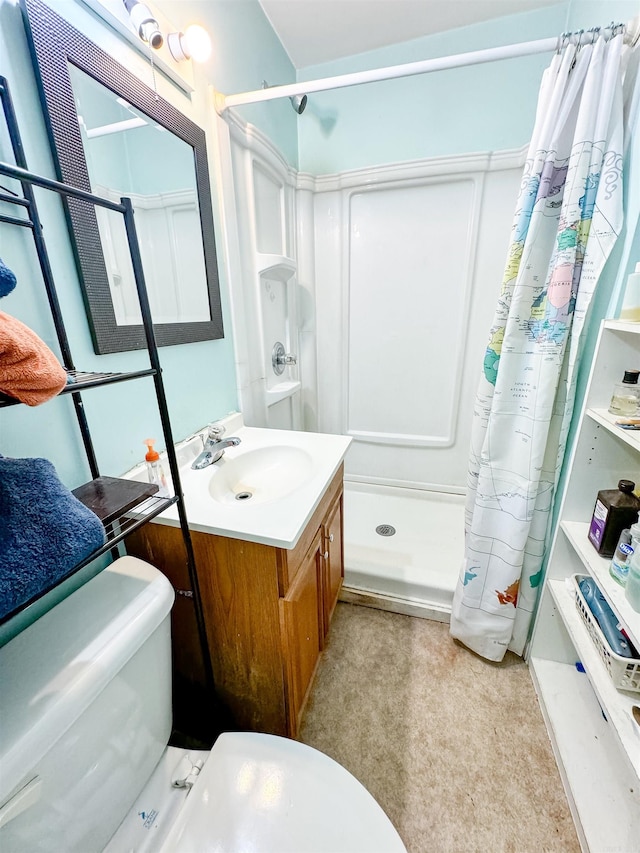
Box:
167, 25, 212, 63
123, 0, 163, 49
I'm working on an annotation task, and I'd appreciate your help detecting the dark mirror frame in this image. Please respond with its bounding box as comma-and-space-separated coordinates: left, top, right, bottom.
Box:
21, 0, 224, 354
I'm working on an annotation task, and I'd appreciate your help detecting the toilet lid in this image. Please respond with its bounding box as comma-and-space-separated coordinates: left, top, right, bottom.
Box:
158, 732, 406, 853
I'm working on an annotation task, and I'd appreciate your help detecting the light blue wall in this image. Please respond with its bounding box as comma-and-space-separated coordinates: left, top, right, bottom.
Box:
296, 3, 570, 174
0, 0, 295, 487
567, 0, 639, 30
155, 0, 299, 166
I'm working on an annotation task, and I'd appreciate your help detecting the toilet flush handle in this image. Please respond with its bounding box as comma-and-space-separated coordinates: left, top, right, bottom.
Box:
172, 755, 205, 789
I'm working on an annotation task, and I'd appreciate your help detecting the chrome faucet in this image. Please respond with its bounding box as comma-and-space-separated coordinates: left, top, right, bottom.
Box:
191, 423, 241, 470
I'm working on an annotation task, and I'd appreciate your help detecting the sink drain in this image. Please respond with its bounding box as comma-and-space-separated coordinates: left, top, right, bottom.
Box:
235, 491, 253, 501
375, 524, 396, 537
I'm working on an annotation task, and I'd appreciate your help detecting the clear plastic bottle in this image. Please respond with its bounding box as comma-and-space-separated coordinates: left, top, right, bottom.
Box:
144, 438, 170, 498
630, 517, 640, 555
610, 513, 640, 585
608, 370, 640, 417
625, 547, 640, 613
610, 527, 633, 586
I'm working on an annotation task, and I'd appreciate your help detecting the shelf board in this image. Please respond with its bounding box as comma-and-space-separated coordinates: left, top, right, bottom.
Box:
265, 380, 301, 406
529, 656, 640, 850
0, 368, 157, 408
256, 254, 296, 279
561, 521, 640, 650
586, 407, 640, 452
72, 476, 159, 525
547, 578, 640, 780
604, 319, 640, 335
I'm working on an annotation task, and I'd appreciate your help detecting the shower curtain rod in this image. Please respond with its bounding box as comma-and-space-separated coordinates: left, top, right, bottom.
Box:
218, 21, 638, 113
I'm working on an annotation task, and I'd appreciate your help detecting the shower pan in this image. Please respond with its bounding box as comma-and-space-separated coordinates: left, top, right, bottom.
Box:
341, 482, 465, 620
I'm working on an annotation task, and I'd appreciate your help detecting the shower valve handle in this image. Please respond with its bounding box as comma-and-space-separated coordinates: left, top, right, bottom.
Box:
272, 342, 297, 375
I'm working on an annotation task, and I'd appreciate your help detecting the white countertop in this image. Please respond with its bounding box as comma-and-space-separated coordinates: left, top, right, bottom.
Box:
125, 415, 351, 550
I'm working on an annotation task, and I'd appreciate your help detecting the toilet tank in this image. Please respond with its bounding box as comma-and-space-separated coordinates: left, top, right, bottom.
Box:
0, 556, 175, 852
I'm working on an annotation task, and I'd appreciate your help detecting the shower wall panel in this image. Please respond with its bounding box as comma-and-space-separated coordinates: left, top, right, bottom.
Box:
253, 162, 286, 255
314, 151, 525, 492
347, 179, 476, 447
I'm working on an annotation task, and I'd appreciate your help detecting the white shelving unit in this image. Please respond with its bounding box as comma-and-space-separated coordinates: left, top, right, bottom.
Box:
529, 320, 640, 851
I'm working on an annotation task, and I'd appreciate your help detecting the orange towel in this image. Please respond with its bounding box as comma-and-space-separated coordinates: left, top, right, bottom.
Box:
0, 312, 67, 406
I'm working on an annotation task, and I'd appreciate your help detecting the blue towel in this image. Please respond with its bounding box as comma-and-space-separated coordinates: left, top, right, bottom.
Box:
0, 258, 17, 298
0, 456, 106, 620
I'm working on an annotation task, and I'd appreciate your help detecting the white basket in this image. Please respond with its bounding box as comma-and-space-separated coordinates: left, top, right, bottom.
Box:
572, 574, 640, 693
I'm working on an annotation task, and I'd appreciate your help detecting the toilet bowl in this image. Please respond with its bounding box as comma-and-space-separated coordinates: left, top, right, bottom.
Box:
0, 556, 406, 852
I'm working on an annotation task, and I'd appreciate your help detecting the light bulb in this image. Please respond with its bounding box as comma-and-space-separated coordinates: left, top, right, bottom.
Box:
124, 0, 163, 49
183, 24, 212, 62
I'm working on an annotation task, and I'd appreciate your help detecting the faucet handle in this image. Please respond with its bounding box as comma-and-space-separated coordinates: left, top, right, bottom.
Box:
207, 422, 226, 440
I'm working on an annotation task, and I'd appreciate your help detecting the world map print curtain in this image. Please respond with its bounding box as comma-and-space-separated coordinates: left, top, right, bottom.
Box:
450, 31, 626, 661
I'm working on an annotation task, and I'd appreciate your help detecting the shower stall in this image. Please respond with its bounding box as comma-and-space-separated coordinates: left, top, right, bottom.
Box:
216, 101, 526, 619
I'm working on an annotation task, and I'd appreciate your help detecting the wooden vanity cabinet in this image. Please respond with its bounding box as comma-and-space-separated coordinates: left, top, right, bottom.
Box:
280, 528, 324, 737
322, 495, 343, 640
126, 464, 344, 739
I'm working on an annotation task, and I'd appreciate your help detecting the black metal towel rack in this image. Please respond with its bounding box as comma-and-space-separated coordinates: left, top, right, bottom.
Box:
0, 76, 217, 738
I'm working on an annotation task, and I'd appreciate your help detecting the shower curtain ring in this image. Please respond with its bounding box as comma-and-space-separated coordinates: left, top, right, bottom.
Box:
576, 29, 585, 49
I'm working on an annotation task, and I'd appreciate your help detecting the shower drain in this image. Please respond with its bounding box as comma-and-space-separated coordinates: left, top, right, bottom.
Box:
235, 491, 253, 501
375, 524, 396, 537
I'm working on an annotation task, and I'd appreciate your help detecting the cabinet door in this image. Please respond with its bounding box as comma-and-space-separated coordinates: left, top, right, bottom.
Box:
322, 495, 344, 639
280, 530, 323, 737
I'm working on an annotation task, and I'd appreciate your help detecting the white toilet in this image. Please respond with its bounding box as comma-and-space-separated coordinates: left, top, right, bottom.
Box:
0, 556, 407, 852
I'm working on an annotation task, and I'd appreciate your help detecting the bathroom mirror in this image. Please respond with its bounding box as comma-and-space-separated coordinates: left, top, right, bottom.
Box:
21, 0, 224, 353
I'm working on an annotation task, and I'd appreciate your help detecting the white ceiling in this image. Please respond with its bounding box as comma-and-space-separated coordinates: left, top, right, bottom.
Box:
258, 0, 562, 68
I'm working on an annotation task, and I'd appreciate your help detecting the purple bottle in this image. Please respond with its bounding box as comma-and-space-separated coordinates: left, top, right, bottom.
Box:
589, 480, 640, 558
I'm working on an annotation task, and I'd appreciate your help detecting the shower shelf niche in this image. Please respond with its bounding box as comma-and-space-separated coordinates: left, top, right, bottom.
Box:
256, 253, 300, 428
256, 254, 296, 278
265, 379, 301, 406
528, 319, 640, 851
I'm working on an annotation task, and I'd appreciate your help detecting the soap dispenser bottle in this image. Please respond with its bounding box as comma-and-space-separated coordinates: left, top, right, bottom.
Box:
144, 438, 170, 498
608, 370, 640, 417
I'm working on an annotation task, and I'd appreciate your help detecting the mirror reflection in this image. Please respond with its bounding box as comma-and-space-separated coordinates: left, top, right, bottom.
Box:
69, 66, 210, 327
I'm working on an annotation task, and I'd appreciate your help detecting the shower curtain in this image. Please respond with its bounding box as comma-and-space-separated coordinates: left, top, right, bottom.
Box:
450, 31, 626, 662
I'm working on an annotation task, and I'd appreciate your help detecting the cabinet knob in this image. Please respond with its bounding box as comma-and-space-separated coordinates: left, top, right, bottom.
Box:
324, 550, 329, 560
329, 533, 334, 542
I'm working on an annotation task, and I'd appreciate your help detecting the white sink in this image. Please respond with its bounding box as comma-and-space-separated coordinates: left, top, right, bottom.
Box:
124, 414, 352, 549
208, 446, 314, 506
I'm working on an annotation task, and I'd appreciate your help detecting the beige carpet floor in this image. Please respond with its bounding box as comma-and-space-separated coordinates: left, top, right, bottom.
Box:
300, 603, 580, 853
